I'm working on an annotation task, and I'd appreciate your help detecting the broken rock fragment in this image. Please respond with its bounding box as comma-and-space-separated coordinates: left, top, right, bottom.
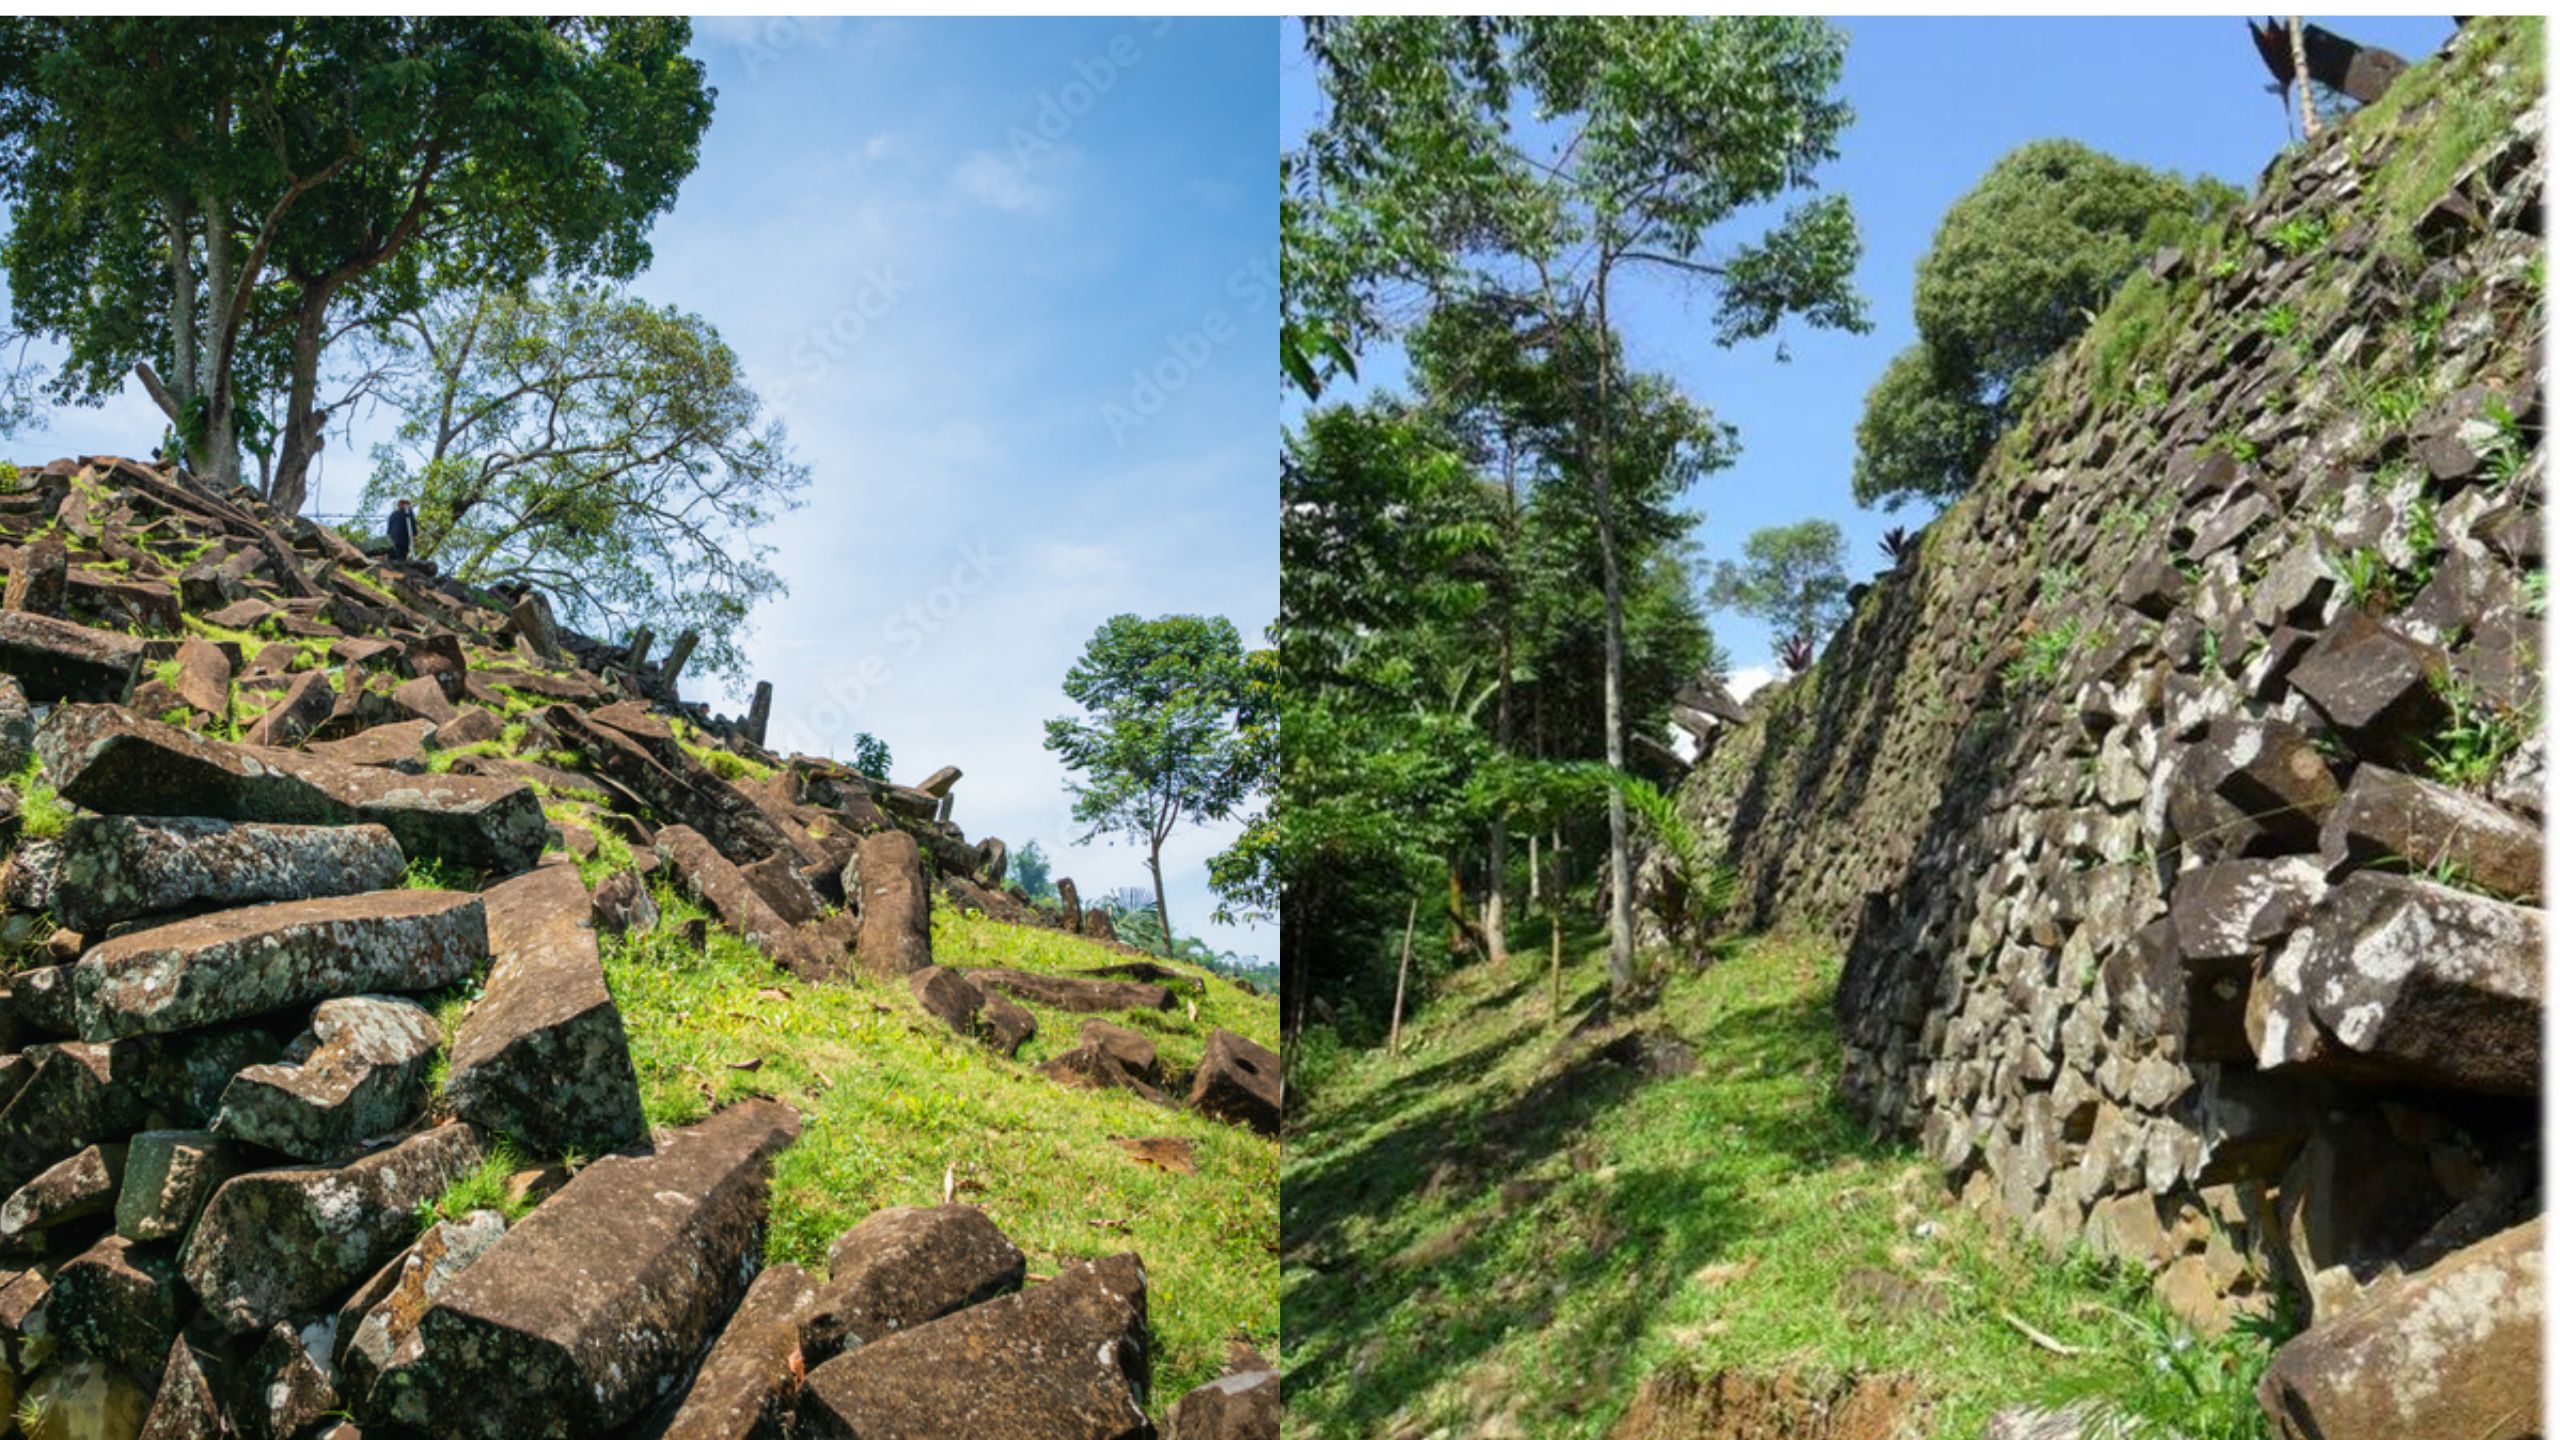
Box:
214, 995, 441, 1162
1188, 1029, 1283, 1135
442, 863, 646, 1158
803, 1204, 1026, 1361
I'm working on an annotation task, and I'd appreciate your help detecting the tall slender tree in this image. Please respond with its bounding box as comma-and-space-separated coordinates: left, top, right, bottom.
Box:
1300, 17, 1868, 994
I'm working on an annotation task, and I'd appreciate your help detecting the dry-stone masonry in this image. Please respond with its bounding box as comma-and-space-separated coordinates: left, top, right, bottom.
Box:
1650, 24, 2542, 1437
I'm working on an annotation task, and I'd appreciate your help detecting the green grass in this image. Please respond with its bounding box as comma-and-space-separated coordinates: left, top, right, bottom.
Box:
417, 1137, 542, 1227
9, 758, 69, 841
600, 886, 1278, 1412
1282, 928, 2261, 1439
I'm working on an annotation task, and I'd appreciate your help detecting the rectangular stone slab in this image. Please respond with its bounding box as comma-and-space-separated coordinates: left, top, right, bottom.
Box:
443, 863, 646, 1158
0, 609, 144, 702
638, 1261, 819, 1440
362, 1099, 801, 1439
47, 814, 407, 934
0, 1029, 277, 1197
36, 704, 548, 872
72, 889, 488, 1040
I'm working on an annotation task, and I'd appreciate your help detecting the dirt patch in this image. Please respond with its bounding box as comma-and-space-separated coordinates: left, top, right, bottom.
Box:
1608, 1366, 1925, 1440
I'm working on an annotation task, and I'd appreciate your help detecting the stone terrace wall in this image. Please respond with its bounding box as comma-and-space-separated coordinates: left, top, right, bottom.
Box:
1652, 17, 2545, 1388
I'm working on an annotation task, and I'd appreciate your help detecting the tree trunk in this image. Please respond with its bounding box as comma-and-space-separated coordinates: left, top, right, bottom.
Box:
1548, 847, 1565, 1020
1592, 263, 1636, 997
1146, 836, 1174, 955
1389, 895, 1420, 1054
193, 200, 240, 489
1527, 830, 1541, 906
2290, 18, 2321, 137
266, 288, 334, 516
1485, 455, 1518, 969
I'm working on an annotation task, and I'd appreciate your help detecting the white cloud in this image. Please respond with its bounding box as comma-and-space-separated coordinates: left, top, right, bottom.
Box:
952, 151, 1050, 214
1727, 665, 1777, 701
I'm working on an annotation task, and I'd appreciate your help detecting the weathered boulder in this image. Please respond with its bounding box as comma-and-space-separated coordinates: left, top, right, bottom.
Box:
434, 704, 503, 749
0, 1029, 276, 1197
0, 609, 144, 702
0, 672, 31, 773
115, 1129, 243, 1244
2286, 610, 2452, 760
0, 1142, 125, 1244
1164, 1368, 1281, 1440
47, 814, 406, 934
18, 1357, 147, 1440
242, 666, 335, 747
180, 1121, 488, 1334
971, 970, 1172, 1014
849, 829, 931, 977
740, 851, 821, 927
803, 1204, 1026, 1361
362, 1100, 801, 1439
245, 1320, 340, 1439
907, 965, 984, 1041
2258, 1216, 2540, 1440
334, 1209, 509, 1413
443, 863, 646, 1158
797, 1253, 1150, 1440
305, 718, 438, 771
1038, 1044, 1171, 1104
657, 823, 836, 980
2168, 858, 2328, 963
1078, 1020, 1160, 1082
592, 867, 660, 934
214, 995, 441, 1162
166, 637, 234, 720
641, 1261, 819, 1440
41, 1232, 181, 1368
2317, 763, 2541, 902
6, 531, 69, 615
138, 1336, 229, 1440
1189, 1030, 1282, 1135
2165, 717, 2342, 861
2248, 872, 2540, 1094
73, 888, 487, 1040
982, 992, 1037, 1056
37, 705, 548, 872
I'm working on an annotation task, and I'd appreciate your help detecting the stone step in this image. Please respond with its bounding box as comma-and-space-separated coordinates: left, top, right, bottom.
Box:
45, 813, 406, 934
73, 888, 487, 1041
361, 1099, 801, 1438
37, 703, 548, 873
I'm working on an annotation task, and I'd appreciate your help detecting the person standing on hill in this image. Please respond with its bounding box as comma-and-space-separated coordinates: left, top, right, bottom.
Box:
387, 499, 417, 563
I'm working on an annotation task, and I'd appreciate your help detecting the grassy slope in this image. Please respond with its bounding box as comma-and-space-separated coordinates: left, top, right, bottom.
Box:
1283, 928, 2261, 1439
606, 889, 1280, 1411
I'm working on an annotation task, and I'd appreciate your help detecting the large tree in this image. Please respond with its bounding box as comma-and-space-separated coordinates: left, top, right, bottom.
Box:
1045, 613, 1268, 946
357, 284, 805, 685
0, 18, 712, 512
1852, 140, 2239, 508
1300, 17, 1867, 995
1709, 519, 1849, 667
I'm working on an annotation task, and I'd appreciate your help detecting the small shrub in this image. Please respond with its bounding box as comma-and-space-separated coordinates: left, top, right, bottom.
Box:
2265, 214, 2330, 257
2422, 676, 2526, 789
2004, 618, 2090, 692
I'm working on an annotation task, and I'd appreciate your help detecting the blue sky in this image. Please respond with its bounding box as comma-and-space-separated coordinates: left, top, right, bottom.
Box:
1281, 15, 2456, 696
3, 18, 1281, 964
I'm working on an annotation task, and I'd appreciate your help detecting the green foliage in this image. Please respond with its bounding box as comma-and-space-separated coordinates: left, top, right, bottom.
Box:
1707, 519, 1849, 657
402, 853, 475, 892
2060, 1304, 2288, 1440
1045, 613, 1267, 939
0, 18, 714, 506
416, 1138, 540, 1229
9, 756, 66, 840
359, 286, 805, 684
1006, 839, 1057, 901
1619, 775, 1733, 945
2264, 215, 2330, 257
2004, 617, 2090, 692
1853, 140, 2237, 508
845, 732, 892, 782
2421, 675, 2527, 790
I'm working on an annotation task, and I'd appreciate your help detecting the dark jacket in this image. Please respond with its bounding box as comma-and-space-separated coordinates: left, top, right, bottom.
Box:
387, 508, 416, 550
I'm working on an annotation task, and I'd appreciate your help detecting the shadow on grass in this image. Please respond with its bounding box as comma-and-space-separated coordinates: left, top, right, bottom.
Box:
1283, 958, 1889, 1436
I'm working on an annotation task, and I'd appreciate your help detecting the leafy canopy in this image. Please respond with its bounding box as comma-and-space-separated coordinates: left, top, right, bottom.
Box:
1853, 140, 2239, 508
358, 285, 806, 686
1708, 519, 1849, 653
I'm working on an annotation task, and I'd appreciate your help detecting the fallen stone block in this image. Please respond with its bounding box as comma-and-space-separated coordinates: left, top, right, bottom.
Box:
850, 829, 931, 977
443, 863, 645, 1158
242, 666, 335, 747
0, 1142, 125, 1245
804, 1204, 1026, 1362
5, 531, 68, 615
1165, 1367, 1281, 1440
970, 970, 1173, 1013
907, 965, 982, 1036
0, 1030, 276, 1198
2168, 858, 2328, 963
215, 995, 441, 1162
46, 813, 406, 934
362, 1100, 801, 1439
181, 1121, 488, 1334
658, 823, 835, 980
41, 1232, 180, 1368
2287, 610, 2452, 761
798, 1253, 1150, 1440
335, 1208, 509, 1413
2165, 717, 2342, 861
0, 609, 144, 702
2318, 763, 2542, 902
304, 718, 438, 772
115, 1129, 244, 1244
642, 1261, 819, 1440
137, 1335, 230, 1439
1078, 1020, 1160, 1082
37, 704, 548, 873
592, 868, 660, 934
73, 888, 487, 1040
17, 1356, 147, 1439
1189, 1029, 1282, 1135
247, 1318, 340, 1439
166, 636, 234, 720
549, 703, 795, 867
2258, 1215, 2539, 1440
2248, 872, 2540, 1094
1038, 1045, 1171, 1105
